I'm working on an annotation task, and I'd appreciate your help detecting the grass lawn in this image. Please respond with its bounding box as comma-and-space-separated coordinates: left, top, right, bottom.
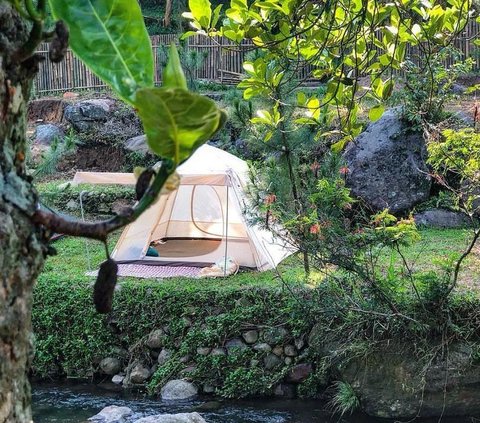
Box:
39, 227, 480, 294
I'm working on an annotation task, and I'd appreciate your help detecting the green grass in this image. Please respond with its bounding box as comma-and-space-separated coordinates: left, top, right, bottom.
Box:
40, 233, 310, 292
40, 227, 480, 293
377, 228, 480, 290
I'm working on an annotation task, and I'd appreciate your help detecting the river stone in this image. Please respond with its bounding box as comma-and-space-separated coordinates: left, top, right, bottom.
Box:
294, 336, 306, 351
125, 134, 150, 155
129, 363, 150, 384
263, 327, 289, 345
225, 338, 248, 351
272, 345, 284, 357
99, 357, 121, 376
161, 380, 198, 400
210, 347, 226, 356
146, 329, 165, 349
339, 342, 480, 418
89, 405, 132, 422
133, 412, 206, 423
285, 363, 313, 383
158, 349, 172, 366
242, 330, 259, 344
264, 353, 282, 370
284, 345, 297, 357
196, 347, 211, 356
112, 375, 125, 385
414, 209, 472, 228
343, 109, 431, 214
253, 343, 272, 353
34, 123, 64, 146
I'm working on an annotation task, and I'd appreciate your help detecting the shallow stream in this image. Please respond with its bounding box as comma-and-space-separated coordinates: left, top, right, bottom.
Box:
32, 383, 475, 423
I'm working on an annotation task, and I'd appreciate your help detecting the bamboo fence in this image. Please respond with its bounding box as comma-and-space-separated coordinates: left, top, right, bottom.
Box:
33, 21, 480, 95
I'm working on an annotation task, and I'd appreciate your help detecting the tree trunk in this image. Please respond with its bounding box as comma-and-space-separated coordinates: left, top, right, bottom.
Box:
0, 4, 47, 422
164, 0, 173, 27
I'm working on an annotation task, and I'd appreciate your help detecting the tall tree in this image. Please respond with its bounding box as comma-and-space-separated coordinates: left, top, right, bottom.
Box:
164, 0, 172, 27
0, 1, 224, 421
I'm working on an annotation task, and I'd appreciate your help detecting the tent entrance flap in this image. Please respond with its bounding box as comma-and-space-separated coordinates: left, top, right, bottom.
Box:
152, 238, 222, 258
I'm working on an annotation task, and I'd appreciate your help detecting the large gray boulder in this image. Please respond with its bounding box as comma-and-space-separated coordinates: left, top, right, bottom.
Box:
133, 413, 206, 423
64, 99, 114, 132
89, 405, 132, 423
343, 110, 431, 214
160, 379, 198, 400
414, 208, 472, 228
339, 342, 480, 418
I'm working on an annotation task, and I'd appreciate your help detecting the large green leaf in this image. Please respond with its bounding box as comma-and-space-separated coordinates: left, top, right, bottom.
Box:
49, 0, 153, 105
135, 88, 225, 164
163, 43, 187, 90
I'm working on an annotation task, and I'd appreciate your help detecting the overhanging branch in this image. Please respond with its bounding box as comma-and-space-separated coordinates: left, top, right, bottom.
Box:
33, 162, 174, 242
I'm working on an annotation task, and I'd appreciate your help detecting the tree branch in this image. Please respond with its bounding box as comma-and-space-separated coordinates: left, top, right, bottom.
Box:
33, 161, 175, 242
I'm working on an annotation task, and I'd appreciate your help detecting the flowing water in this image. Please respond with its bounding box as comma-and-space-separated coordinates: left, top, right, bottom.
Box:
32, 383, 475, 423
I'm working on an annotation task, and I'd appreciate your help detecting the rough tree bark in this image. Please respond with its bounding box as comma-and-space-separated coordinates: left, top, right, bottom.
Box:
0, 4, 48, 422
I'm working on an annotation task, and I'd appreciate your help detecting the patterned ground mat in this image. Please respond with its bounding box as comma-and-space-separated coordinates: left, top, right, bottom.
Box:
87, 264, 202, 279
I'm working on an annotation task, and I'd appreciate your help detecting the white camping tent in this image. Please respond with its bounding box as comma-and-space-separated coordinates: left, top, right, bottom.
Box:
73, 145, 294, 271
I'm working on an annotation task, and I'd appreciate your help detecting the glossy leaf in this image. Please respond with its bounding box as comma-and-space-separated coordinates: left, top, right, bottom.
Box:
163, 43, 187, 90
49, 0, 153, 105
135, 88, 225, 164
189, 0, 212, 28
368, 104, 385, 122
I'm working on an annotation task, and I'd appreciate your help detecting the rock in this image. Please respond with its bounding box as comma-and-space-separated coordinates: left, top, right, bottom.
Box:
294, 336, 306, 351
272, 345, 284, 357
112, 375, 125, 385
242, 330, 259, 344
262, 327, 289, 345
225, 338, 248, 352
451, 83, 467, 95
133, 412, 206, 423
64, 99, 114, 132
202, 384, 215, 394
99, 357, 122, 375
89, 405, 132, 422
66, 199, 78, 211
284, 357, 293, 365
179, 355, 191, 364
125, 134, 150, 155
196, 347, 211, 356
210, 347, 226, 356
263, 353, 282, 370
180, 365, 196, 376
146, 329, 165, 349
253, 343, 272, 353
129, 363, 150, 384
157, 349, 172, 366
343, 110, 431, 214
284, 345, 297, 357
414, 209, 472, 228
34, 124, 64, 146
250, 359, 260, 367
160, 380, 198, 400
274, 383, 297, 399
339, 342, 480, 418
286, 363, 313, 383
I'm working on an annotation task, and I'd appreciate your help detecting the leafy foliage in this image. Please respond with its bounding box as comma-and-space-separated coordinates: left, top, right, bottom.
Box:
396, 47, 474, 128
49, 0, 154, 105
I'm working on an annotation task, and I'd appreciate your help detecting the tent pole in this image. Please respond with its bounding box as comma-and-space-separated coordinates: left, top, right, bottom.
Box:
223, 184, 229, 277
